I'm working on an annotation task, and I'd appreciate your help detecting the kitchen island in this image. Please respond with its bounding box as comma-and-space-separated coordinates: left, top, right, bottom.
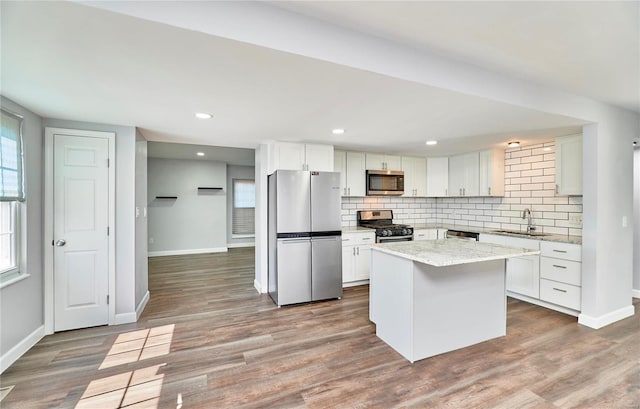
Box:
369, 239, 539, 363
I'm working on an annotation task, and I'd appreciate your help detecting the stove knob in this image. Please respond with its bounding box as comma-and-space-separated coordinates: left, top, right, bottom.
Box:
408, 228, 413, 235
402, 228, 408, 235
385, 229, 391, 236
380, 230, 387, 236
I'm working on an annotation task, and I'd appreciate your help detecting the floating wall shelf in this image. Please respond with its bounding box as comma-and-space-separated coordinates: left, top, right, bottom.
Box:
197, 187, 223, 191
155, 196, 178, 199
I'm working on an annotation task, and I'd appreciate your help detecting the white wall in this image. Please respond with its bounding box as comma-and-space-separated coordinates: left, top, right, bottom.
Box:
111, 1, 639, 327
134, 130, 148, 314
42, 118, 137, 319
147, 158, 227, 255
633, 147, 640, 296
226, 165, 255, 247
0, 97, 44, 368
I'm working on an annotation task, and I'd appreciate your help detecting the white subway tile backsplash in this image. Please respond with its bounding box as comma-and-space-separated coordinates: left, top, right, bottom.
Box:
339, 141, 581, 237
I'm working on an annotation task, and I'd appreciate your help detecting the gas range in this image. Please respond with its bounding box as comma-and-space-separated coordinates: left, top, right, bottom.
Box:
357, 210, 414, 243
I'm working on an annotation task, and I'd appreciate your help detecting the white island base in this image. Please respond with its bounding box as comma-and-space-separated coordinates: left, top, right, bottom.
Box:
370, 250, 507, 363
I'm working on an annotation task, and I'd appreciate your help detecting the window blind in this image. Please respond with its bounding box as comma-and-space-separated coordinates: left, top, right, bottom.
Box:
232, 179, 255, 235
0, 110, 24, 202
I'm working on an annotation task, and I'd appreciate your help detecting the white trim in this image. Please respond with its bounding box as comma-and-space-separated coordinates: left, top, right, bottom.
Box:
0, 325, 44, 374
227, 242, 255, 249
632, 289, 640, 299
506, 291, 580, 317
343, 279, 369, 288
114, 312, 137, 325
44, 128, 116, 334
254, 279, 262, 294
578, 305, 636, 329
136, 290, 150, 320
148, 247, 228, 257
0, 273, 30, 290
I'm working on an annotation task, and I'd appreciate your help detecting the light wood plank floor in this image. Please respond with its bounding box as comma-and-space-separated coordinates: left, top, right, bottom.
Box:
1, 247, 638, 408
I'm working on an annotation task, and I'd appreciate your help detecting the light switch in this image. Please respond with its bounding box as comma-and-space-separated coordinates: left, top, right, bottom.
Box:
135, 206, 140, 218
622, 216, 628, 227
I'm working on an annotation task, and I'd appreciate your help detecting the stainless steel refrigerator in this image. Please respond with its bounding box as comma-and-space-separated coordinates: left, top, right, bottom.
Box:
268, 170, 342, 306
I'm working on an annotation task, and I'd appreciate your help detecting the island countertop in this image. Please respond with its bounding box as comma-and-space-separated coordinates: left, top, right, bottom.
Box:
372, 239, 540, 267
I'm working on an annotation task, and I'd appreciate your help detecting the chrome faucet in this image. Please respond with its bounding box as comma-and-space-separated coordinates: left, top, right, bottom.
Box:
522, 208, 535, 233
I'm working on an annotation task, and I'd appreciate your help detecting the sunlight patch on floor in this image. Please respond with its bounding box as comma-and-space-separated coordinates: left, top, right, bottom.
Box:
99, 325, 174, 370
75, 364, 165, 409
0, 385, 15, 402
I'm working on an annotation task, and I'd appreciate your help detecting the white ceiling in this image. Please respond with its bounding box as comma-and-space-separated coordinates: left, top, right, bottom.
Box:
2, 1, 635, 157
274, 1, 640, 114
148, 142, 254, 166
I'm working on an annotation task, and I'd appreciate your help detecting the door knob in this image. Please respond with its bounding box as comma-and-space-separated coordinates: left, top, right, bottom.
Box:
55, 239, 66, 247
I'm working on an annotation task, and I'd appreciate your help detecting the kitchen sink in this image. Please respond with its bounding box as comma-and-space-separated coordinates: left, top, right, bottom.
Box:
491, 229, 552, 237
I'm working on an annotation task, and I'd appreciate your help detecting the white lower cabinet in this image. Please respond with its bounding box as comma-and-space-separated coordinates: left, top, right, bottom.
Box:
414, 229, 438, 241
539, 241, 582, 311
342, 231, 375, 284
479, 233, 582, 315
479, 234, 540, 298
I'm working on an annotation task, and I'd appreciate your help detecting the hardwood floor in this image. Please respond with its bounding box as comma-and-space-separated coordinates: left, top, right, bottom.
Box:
2, 247, 638, 408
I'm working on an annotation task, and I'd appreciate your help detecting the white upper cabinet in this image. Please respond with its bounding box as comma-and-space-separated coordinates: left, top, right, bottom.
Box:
268, 142, 333, 174
401, 156, 427, 197
365, 153, 401, 170
305, 143, 334, 172
555, 134, 582, 196
426, 157, 449, 197
479, 149, 505, 196
448, 152, 479, 197
334, 150, 366, 196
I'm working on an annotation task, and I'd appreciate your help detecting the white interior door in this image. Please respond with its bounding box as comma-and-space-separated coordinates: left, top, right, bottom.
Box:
54, 134, 110, 331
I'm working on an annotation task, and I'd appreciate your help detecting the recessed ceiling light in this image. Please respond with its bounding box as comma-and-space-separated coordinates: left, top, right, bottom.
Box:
195, 112, 212, 119
332, 128, 345, 135
425, 140, 438, 146
196, 152, 205, 156
508, 141, 520, 147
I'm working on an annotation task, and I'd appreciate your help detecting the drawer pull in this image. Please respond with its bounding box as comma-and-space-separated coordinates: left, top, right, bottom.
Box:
362, 238, 371, 241
552, 264, 567, 269
553, 287, 567, 293
553, 249, 567, 253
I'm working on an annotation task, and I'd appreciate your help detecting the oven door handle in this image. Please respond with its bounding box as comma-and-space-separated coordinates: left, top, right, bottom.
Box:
377, 235, 414, 243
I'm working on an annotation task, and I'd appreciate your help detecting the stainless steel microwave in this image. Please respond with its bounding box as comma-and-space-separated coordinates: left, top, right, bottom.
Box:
366, 170, 404, 196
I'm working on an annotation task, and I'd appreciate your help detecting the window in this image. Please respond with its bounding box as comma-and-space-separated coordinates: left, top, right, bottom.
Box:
232, 179, 255, 236
1, 109, 24, 282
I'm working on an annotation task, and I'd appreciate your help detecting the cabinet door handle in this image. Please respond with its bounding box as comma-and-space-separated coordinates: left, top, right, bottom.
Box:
362, 237, 371, 241
353, 247, 356, 256
553, 287, 567, 293
463, 187, 466, 196
553, 264, 567, 269
343, 188, 347, 195
556, 184, 559, 194
445, 188, 447, 196
357, 247, 360, 255
348, 187, 351, 195
553, 249, 567, 253
488, 187, 491, 195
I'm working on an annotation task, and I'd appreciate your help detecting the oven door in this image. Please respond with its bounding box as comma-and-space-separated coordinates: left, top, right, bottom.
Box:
377, 235, 414, 243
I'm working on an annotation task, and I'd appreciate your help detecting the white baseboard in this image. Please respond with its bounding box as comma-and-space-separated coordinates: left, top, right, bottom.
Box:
148, 247, 228, 257
506, 291, 580, 317
1, 325, 44, 374
632, 289, 640, 299
227, 242, 255, 249
136, 290, 150, 320
113, 312, 137, 325
578, 304, 636, 329
254, 279, 264, 294
343, 279, 369, 288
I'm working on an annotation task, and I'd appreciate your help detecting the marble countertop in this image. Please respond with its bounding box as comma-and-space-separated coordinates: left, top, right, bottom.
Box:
411, 224, 582, 245
372, 239, 540, 267
343, 224, 581, 245
341, 226, 376, 233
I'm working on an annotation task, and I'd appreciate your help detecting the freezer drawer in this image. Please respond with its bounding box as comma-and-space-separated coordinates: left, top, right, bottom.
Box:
311, 236, 343, 301
274, 238, 312, 306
